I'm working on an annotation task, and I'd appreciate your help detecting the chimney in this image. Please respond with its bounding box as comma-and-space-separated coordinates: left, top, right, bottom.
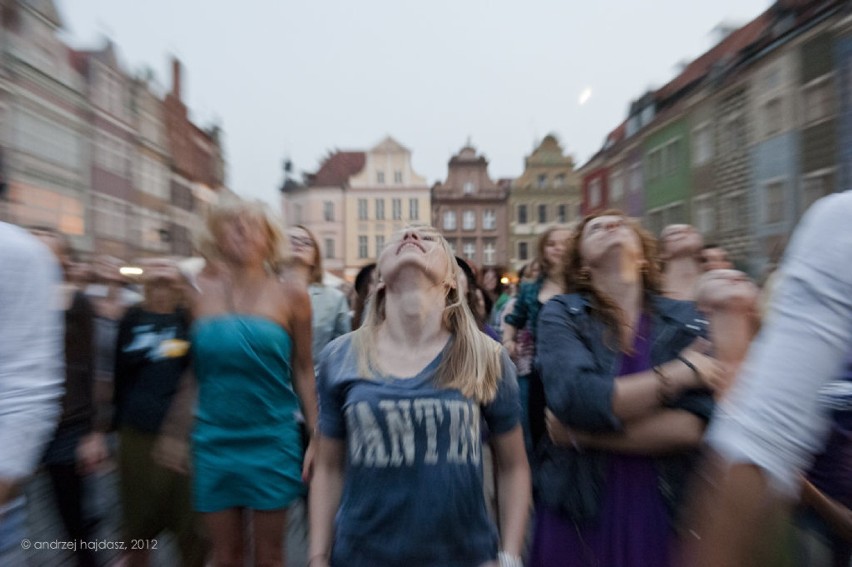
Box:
172, 57, 182, 101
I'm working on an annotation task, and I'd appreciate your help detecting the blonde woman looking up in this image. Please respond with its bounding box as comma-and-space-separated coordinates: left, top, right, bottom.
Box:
309, 225, 530, 567
190, 199, 317, 567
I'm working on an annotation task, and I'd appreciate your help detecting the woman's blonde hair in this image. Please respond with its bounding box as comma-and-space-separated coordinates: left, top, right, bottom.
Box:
193, 197, 289, 271
354, 225, 503, 404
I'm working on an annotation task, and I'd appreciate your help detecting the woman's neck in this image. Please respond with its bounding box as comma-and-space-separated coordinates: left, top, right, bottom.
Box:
381, 281, 449, 349
284, 262, 312, 286
590, 255, 644, 326
663, 257, 701, 300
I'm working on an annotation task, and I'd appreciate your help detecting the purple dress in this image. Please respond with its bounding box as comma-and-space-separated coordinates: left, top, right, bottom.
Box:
529, 315, 672, 567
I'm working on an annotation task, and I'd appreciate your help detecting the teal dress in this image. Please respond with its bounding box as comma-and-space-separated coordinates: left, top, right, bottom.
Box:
191, 315, 304, 513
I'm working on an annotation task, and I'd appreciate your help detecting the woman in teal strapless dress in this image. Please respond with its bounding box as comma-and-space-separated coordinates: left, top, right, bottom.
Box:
188, 199, 317, 567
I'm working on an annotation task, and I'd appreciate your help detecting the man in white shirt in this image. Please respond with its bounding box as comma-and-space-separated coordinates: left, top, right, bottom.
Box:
0, 222, 64, 562
688, 191, 852, 566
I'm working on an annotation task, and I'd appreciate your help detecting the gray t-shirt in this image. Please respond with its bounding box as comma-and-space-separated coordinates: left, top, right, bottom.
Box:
317, 333, 520, 567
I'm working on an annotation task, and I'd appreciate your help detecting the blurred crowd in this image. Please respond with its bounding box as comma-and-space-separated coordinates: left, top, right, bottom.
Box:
1, 192, 851, 567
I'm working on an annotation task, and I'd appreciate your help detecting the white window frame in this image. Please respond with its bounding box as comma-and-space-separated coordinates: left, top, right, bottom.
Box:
462, 210, 476, 231
443, 210, 457, 230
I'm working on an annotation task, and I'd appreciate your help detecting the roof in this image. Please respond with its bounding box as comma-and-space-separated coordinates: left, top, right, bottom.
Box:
308, 151, 366, 187
655, 10, 773, 101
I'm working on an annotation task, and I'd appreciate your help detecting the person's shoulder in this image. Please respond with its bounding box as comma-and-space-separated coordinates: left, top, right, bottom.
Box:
544, 292, 585, 313
0, 223, 51, 262
317, 332, 358, 375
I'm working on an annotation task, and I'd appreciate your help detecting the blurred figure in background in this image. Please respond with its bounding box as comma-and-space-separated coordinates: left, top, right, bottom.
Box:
502, 226, 572, 456
0, 223, 64, 565
351, 262, 377, 330
284, 225, 351, 362
456, 256, 499, 340
532, 211, 720, 567
689, 191, 852, 567
694, 269, 761, 399
659, 224, 704, 301
88, 255, 135, 434
113, 259, 206, 567
699, 243, 734, 272
478, 265, 510, 339
190, 199, 317, 567
30, 227, 102, 567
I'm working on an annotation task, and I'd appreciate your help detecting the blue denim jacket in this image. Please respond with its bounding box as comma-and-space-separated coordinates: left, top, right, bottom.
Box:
534, 292, 714, 523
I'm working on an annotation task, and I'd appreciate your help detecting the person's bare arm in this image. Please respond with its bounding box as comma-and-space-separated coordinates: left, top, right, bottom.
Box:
547, 408, 706, 455
490, 426, 531, 558
307, 436, 345, 567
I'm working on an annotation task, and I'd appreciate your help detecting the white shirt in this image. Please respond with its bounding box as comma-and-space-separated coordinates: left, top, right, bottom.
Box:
0, 223, 64, 489
708, 191, 852, 496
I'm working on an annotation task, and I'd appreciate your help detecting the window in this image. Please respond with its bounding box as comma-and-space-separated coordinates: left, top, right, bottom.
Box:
358, 199, 368, 220
375, 198, 385, 220
375, 235, 386, 255
554, 174, 565, 188
137, 207, 170, 252
764, 180, 785, 224
462, 210, 476, 231
463, 181, 475, 195
692, 124, 714, 166
802, 169, 834, 212
15, 186, 85, 236
803, 76, 835, 125
518, 241, 529, 261
392, 198, 402, 220
724, 114, 745, 154
647, 149, 662, 181
517, 204, 528, 224
693, 195, 715, 235
483, 209, 496, 230
557, 204, 567, 223
93, 195, 129, 241
630, 163, 642, 193
664, 140, 680, 176
720, 192, 746, 232
763, 98, 783, 137
447, 239, 457, 254
589, 179, 602, 208
358, 236, 368, 259
323, 201, 334, 221
324, 238, 335, 259
443, 210, 457, 230
394, 170, 403, 184
409, 198, 419, 220
463, 240, 476, 261
537, 174, 547, 189
538, 204, 547, 224
135, 155, 168, 199
647, 209, 664, 237
483, 240, 496, 266
609, 168, 624, 201
377, 171, 385, 184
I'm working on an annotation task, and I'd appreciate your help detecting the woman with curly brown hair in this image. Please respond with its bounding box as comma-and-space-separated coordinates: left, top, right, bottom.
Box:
529, 210, 723, 567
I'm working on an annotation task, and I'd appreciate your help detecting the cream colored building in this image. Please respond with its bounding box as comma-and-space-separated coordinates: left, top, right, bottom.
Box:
344, 137, 431, 280
508, 134, 580, 272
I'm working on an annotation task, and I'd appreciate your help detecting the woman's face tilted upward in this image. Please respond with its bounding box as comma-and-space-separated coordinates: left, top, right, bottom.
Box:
216, 212, 271, 266
579, 214, 644, 269
377, 226, 454, 289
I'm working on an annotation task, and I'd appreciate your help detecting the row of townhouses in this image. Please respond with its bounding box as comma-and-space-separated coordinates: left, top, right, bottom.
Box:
578, 0, 852, 276
280, 135, 581, 280
0, 0, 228, 260
287, 0, 850, 282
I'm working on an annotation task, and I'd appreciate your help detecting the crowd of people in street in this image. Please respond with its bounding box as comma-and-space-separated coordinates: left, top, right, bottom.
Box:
1, 190, 852, 567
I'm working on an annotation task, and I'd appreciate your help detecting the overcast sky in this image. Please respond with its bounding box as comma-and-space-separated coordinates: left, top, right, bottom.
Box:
57, 0, 771, 206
